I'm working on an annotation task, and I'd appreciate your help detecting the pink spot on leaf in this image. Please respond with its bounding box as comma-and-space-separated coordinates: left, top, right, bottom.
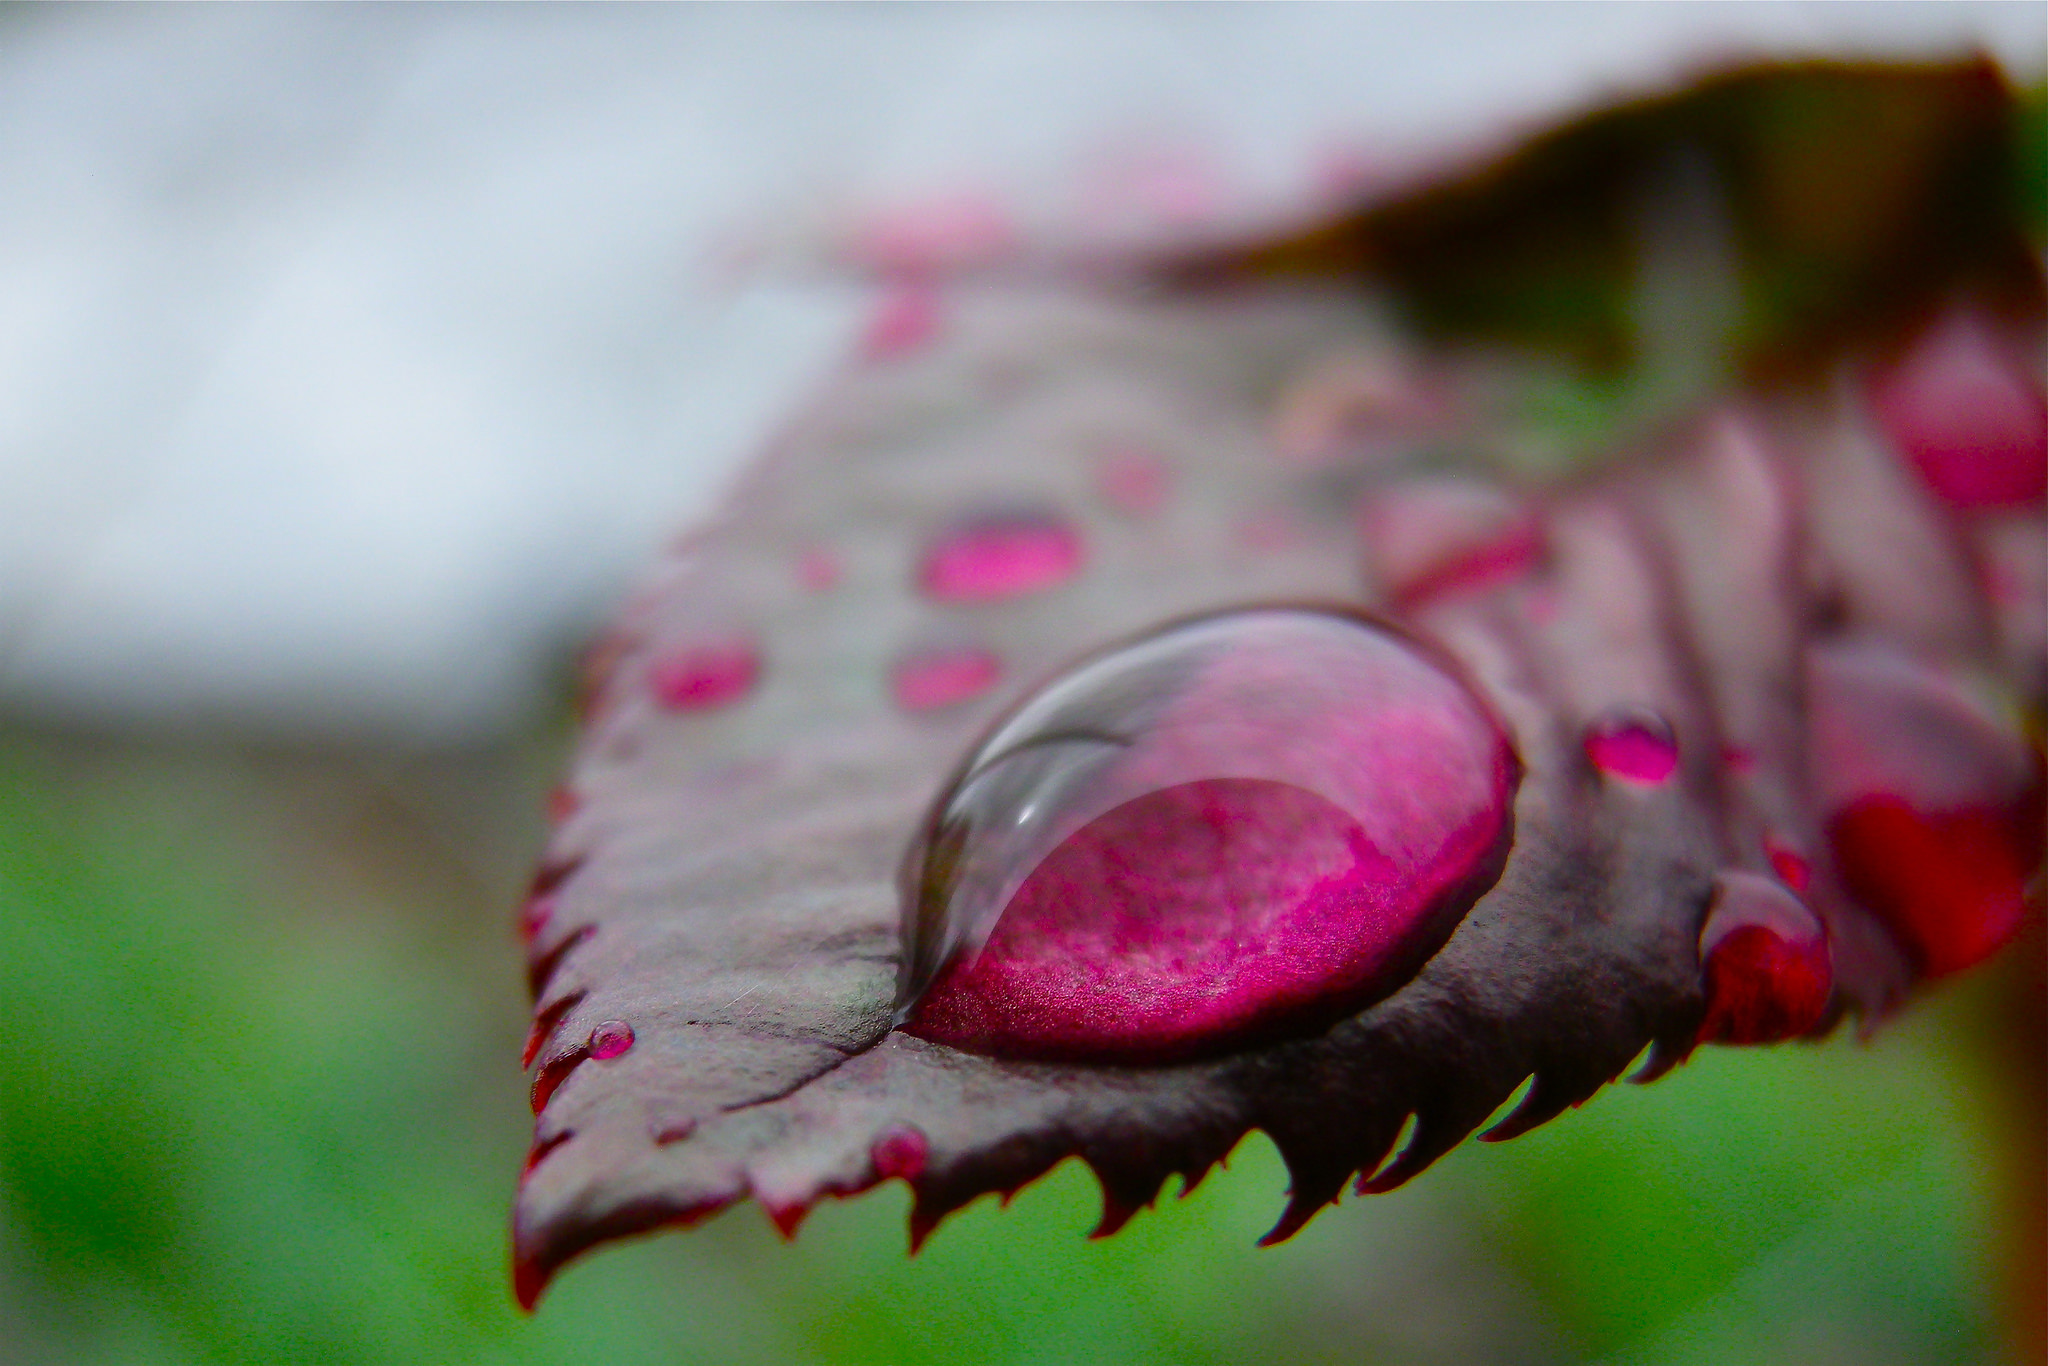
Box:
1094, 445, 1172, 518
850, 193, 1015, 275
918, 513, 1083, 603
1762, 836, 1811, 893
1584, 711, 1679, 784
1868, 306, 2047, 510
861, 283, 942, 360
797, 546, 843, 592
892, 644, 1002, 712
1829, 796, 2032, 977
649, 637, 759, 712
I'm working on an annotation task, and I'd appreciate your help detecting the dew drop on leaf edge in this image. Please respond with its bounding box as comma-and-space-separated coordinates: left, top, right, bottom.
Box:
896, 606, 1520, 1064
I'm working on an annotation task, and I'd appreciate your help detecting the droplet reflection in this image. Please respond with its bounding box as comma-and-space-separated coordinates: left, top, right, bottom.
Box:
897, 608, 1519, 1063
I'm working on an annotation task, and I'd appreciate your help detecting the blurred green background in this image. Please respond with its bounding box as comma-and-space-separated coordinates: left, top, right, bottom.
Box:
0, 721, 2037, 1365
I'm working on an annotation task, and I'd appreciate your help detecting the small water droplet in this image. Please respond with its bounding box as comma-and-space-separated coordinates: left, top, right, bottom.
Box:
861, 283, 941, 360
897, 607, 1518, 1063
892, 644, 1002, 712
1583, 711, 1679, 784
649, 637, 760, 712
1696, 872, 1832, 1044
918, 512, 1083, 603
588, 1020, 635, 1060
870, 1124, 929, 1180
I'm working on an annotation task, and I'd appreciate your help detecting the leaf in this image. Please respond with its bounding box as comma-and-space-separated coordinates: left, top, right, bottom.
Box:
508, 271, 2042, 1307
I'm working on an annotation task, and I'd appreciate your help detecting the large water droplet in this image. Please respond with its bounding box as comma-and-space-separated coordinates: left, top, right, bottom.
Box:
896, 608, 1519, 1063
917, 513, 1083, 603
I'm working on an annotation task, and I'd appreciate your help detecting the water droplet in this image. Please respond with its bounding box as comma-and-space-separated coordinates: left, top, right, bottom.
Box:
649, 636, 759, 712
1095, 445, 1171, 517
870, 1124, 929, 1180
797, 546, 843, 592
1867, 306, 2046, 510
1583, 711, 1679, 784
588, 1020, 635, 1060
892, 644, 1002, 712
917, 512, 1083, 603
897, 608, 1518, 1063
861, 283, 941, 360
1696, 872, 1832, 1044
1762, 836, 1810, 893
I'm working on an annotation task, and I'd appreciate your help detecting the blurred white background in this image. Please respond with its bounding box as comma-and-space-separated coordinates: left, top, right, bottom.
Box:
2, 2, 2039, 741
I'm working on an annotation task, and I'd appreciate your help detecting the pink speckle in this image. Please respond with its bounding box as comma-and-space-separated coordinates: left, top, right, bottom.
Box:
918, 513, 1083, 603
545, 786, 579, 824
1697, 872, 1832, 1045
588, 1020, 635, 1061
517, 895, 555, 943
870, 1124, 929, 1181
850, 192, 1015, 275
649, 636, 759, 712
1868, 306, 2047, 510
1762, 836, 1811, 893
1720, 745, 1758, 775
1359, 479, 1541, 608
1584, 712, 1679, 784
902, 609, 1517, 1063
892, 644, 1002, 712
1095, 445, 1172, 517
797, 546, 843, 592
860, 283, 942, 361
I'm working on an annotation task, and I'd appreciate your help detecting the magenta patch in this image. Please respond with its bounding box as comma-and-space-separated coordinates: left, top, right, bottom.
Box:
917, 513, 1083, 603
649, 637, 760, 712
1583, 713, 1679, 784
892, 644, 1002, 712
901, 609, 1517, 1063
861, 284, 943, 361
